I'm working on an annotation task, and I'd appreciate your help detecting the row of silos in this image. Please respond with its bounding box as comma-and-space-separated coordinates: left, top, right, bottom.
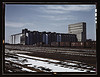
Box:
9, 29, 78, 45
20, 29, 77, 45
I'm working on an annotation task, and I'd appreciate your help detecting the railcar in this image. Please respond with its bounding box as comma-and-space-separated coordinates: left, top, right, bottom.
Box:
71, 42, 84, 48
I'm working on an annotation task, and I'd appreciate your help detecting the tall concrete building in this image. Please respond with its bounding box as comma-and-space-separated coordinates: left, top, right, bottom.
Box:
68, 22, 86, 42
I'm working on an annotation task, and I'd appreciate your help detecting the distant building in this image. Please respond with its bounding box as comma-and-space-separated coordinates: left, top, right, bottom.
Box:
68, 22, 86, 42
61, 34, 77, 42
86, 39, 92, 42
9, 33, 22, 44
9, 28, 77, 45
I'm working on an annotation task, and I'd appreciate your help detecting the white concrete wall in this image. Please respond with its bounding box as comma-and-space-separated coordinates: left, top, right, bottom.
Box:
68, 22, 86, 42
9, 33, 22, 44
14, 34, 22, 44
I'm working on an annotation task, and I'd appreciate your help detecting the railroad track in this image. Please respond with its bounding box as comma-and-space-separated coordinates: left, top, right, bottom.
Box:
5, 60, 43, 72
5, 53, 96, 72
5, 48, 96, 57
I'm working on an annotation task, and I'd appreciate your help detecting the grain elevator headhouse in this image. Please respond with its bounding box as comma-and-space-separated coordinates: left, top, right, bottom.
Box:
68, 22, 86, 42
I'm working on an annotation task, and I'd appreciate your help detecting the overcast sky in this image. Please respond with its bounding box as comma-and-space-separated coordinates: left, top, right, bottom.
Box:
5, 4, 96, 43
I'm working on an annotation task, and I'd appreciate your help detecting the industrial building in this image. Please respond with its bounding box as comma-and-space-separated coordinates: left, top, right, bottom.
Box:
9, 28, 77, 45
21, 29, 77, 45
68, 22, 86, 42
8, 22, 96, 48
9, 33, 22, 44
8, 22, 87, 45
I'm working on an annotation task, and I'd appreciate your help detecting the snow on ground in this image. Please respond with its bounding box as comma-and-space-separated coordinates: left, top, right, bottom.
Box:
21, 67, 36, 72
5, 57, 16, 61
17, 54, 60, 62
17, 58, 86, 72
8, 70, 13, 72
5, 53, 96, 72
5, 54, 88, 72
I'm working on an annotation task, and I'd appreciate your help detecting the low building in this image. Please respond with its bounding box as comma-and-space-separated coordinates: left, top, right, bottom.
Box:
9, 33, 22, 44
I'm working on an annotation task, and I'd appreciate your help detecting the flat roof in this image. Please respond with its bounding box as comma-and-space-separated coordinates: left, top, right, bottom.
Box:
68, 22, 86, 26
11, 33, 22, 36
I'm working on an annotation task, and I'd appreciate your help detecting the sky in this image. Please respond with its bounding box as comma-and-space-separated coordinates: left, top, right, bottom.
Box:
5, 4, 96, 43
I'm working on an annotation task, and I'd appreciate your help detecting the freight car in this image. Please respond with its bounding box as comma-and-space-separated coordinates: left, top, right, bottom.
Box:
60, 42, 65, 47
71, 42, 84, 48
59, 42, 71, 47
51, 42, 59, 47
84, 41, 96, 48
92, 41, 96, 48
65, 42, 71, 47
28, 41, 96, 49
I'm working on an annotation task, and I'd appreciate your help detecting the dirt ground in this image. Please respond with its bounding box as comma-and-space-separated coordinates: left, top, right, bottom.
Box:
5, 45, 97, 67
